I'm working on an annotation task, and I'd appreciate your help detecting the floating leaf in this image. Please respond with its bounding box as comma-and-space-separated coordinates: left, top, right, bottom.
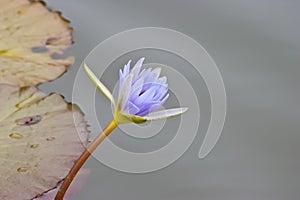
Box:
0, 84, 89, 200
34, 168, 91, 200
0, 0, 74, 86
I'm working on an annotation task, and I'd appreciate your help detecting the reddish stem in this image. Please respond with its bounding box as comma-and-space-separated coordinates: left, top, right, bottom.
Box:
55, 119, 117, 200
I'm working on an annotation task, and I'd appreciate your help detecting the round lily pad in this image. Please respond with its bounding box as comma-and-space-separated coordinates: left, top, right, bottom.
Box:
0, 0, 74, 86
0, 84, 89, 200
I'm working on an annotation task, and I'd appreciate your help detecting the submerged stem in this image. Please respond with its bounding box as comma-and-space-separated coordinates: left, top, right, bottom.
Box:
55, 119, 117, 200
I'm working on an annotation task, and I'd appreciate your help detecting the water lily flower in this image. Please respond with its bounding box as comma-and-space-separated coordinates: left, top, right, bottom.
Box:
55, 58, 188, 200
83, 57, 188, 124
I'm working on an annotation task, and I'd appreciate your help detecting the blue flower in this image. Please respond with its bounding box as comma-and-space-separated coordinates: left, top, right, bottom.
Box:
118, 57, 169, 116
84, 57, 187, 124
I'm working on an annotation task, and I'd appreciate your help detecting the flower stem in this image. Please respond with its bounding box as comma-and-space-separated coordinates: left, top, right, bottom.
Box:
55, 119, 117, 200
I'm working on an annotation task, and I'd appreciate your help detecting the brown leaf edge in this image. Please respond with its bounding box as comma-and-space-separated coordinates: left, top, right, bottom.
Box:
28, 86, 90, 199
30, 0, 75, 86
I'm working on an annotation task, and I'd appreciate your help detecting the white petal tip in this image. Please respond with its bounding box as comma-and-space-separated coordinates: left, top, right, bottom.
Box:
144, 107, 188, 121
153, 67, 162, 77
181, 107, 189, 113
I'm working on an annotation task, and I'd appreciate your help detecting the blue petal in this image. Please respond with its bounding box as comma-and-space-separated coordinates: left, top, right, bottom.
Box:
130, 77, 144, 100
120, 74, 133, 112
134, 86, 156, 105
123, 60, 131, 77
118, 60, 132, 98
159, 93, 169, 105
157, 76, 167, 84
136, 101, 162, 116
154, 86, 168, 100
139, 68, 151, 81
117, 58, 171, 117
131, 57, 145, 81
129, 101, 140, 115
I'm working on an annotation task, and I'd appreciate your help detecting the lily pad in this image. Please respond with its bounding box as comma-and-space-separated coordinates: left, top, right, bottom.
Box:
0, 0, 74, 86
0, 84, 89, 200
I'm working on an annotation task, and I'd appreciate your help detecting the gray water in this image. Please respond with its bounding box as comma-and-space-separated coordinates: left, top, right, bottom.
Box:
41, 0, 300, 199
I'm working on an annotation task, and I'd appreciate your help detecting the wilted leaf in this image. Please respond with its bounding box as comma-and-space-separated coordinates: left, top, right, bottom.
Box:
0, 0, 74, 87
0, 84, 89, 200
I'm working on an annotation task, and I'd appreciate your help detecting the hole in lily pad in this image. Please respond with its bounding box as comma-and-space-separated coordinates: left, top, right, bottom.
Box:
16, 115, 42, 126
31, 46, 48, 53
51, 52, 69, 60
